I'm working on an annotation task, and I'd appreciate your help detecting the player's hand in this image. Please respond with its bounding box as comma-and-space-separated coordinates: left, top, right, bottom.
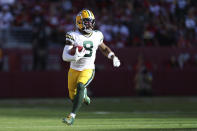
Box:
113, 56, 120, 67
74, 47, 86, 61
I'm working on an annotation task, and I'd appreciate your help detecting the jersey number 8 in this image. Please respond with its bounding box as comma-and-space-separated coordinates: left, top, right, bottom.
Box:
83, 41, 93, 57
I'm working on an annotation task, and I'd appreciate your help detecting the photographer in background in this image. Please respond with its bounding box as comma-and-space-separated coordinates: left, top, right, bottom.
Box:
134, 55, 153, 96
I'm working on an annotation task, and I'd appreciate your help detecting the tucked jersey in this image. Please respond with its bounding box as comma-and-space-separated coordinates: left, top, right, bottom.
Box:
66, 30, 104, 71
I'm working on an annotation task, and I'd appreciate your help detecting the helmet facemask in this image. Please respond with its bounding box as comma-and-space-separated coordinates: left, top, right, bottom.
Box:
82, 18, 95, 34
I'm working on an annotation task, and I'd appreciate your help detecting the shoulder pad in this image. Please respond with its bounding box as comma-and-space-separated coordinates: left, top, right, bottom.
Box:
65, 31, 75, 44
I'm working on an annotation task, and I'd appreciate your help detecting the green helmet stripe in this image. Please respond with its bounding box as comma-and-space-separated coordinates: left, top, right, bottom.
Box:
87, 10, 92, 18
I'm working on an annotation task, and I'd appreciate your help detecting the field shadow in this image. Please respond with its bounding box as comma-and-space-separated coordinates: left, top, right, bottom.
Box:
1, 98, 197, 119
93, 128, 197, 131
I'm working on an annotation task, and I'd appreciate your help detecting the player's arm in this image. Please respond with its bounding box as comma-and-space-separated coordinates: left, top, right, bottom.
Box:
99, 42, 120, 67
62, 34, 85, 62
62, 40, 76, 62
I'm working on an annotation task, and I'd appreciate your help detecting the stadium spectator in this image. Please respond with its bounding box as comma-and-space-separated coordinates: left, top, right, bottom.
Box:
32, 6, 48, 71
185, 8, 196, 41
177, 34, 191, 48
149, 1, 160, 16
62, 0, 72, 11
0, 5, 13, 29
0, 0, 197, 48
178, 53, 190, 69
0, 4, 13, 45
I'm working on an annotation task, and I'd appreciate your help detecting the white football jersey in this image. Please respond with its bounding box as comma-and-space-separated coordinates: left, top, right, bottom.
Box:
66, 30, 104, 71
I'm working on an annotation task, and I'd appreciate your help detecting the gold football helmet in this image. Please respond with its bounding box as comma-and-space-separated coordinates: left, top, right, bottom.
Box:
76, 9, 95, 34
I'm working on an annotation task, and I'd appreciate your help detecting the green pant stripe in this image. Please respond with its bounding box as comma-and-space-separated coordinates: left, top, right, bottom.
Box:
84, 70, 95, 88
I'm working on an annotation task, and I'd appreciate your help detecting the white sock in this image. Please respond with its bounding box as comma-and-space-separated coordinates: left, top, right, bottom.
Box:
70, 113, 76, 118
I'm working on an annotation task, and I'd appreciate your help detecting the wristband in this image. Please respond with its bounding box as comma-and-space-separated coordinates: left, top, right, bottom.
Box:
108, 52, 114, 59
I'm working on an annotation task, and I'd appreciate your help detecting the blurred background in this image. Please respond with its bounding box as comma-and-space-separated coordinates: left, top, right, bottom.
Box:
0, 0, 197, 98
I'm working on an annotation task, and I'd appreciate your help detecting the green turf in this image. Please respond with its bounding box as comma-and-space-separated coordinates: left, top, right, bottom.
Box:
0, 97, 197, 131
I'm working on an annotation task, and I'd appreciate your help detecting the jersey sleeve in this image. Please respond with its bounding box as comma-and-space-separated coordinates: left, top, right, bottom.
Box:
95, 30, 104, 45
99, 31, 104, 45
65, 32, 75, 45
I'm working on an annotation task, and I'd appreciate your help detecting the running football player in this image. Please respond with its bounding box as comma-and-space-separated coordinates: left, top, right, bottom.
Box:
62, 9, 121, 125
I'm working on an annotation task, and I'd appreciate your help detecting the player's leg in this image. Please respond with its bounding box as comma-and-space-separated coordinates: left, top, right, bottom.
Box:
64, 69, 94, 125
63, 68, 79, 125
63, 83, 83, 126
67, 68, 79, 100
71, 69, 95, 113
82, 69, 95, 105
83, 87, 90, 105
64, 69, 95, 125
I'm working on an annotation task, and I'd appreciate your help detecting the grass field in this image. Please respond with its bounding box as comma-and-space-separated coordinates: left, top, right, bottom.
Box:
0, 97, 197, 131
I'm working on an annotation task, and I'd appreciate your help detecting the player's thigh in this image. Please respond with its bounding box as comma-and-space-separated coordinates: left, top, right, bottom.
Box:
68, 68, 80, 99
77, 69, 95, 87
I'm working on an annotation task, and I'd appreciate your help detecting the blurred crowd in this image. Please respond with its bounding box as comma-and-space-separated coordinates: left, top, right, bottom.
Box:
0, 0, 197, 48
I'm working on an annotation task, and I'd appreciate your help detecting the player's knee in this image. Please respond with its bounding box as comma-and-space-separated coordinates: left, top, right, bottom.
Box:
69, 96, 74, 101
77, 82, 85, 91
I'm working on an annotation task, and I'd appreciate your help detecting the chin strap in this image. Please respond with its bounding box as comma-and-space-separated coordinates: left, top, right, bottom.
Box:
79, 29, 93, 36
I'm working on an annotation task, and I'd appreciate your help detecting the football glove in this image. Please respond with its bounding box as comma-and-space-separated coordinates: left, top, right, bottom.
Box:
74, 47, 86, 61
113, 56, 120, 67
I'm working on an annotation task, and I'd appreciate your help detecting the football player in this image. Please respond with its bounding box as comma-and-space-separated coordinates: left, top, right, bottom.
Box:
62, 9, 120, 125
